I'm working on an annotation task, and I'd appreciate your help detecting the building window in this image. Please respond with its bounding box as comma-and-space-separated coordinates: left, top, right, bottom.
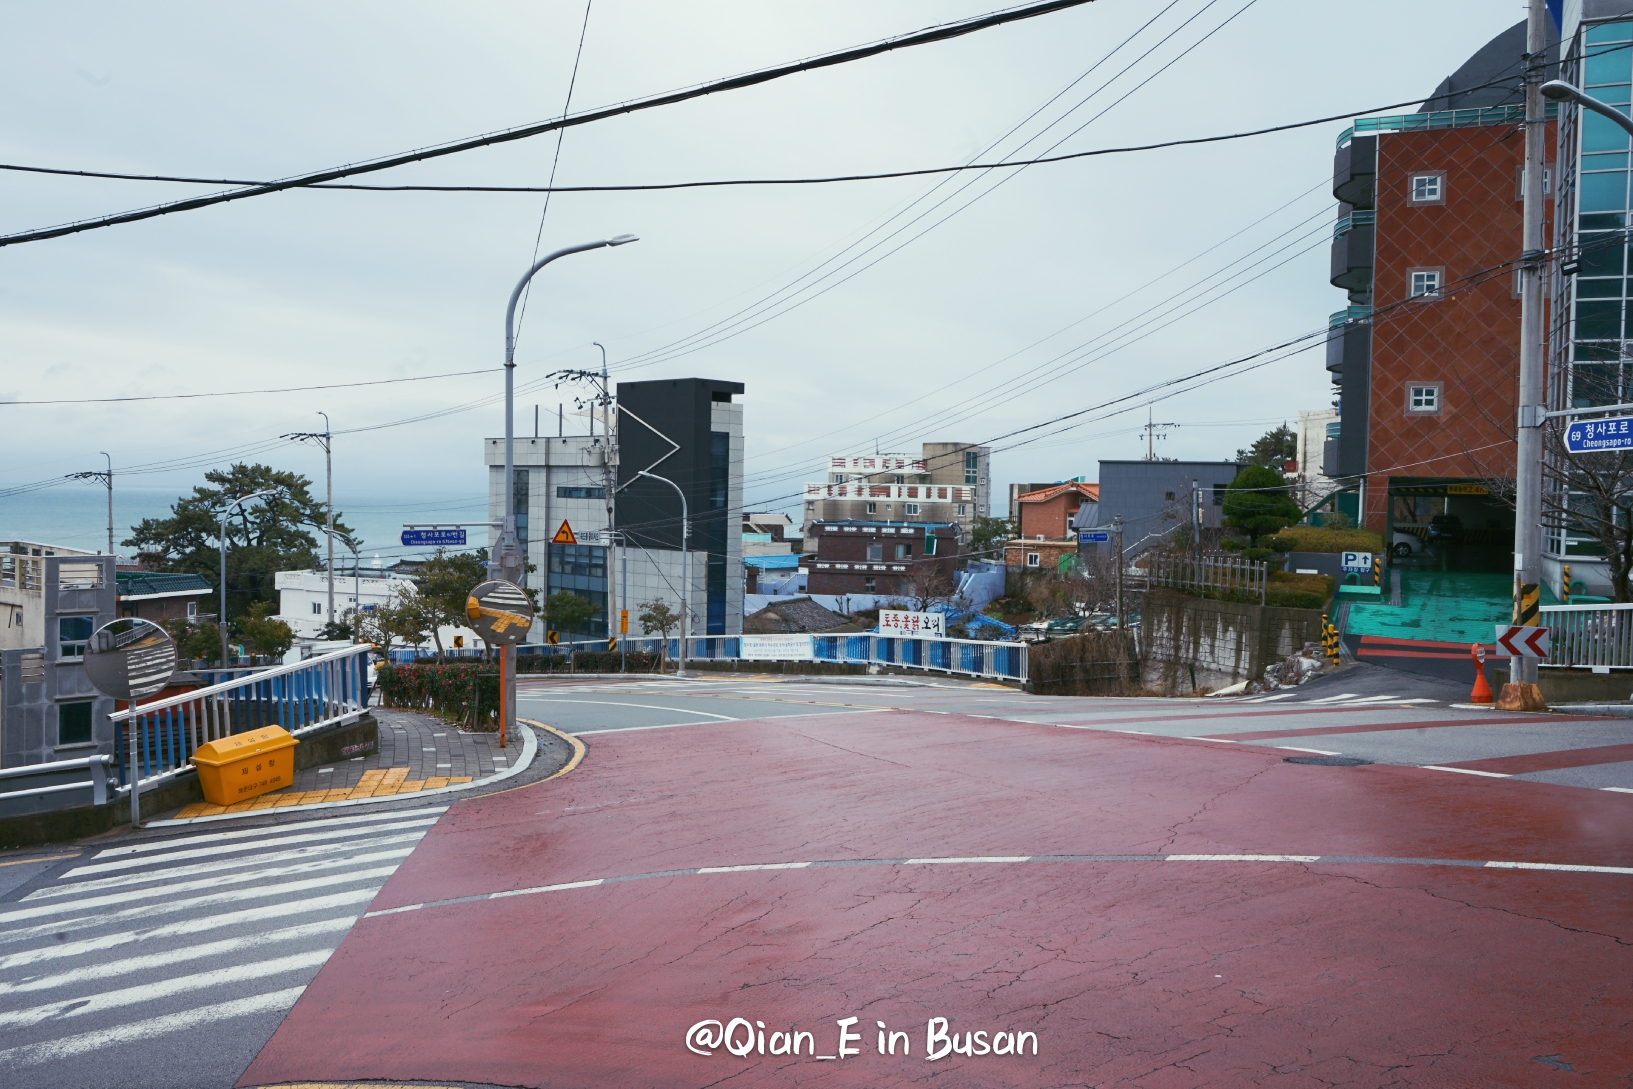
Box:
555, 486, 606, 499
1164, 491, 1176, 501
547, 543, 609, 636
1025, 552, 1041, 567
1406, 382, 1444, 415
964, 450, 979, 485
925, 535, 938, 556
1408, 171, 1445, 205
894, 543, 912, 560
904, 503, 920, 515
58, 615, 93, 658
311, 602, 322, 615
513, 469, 530, 555
865, 502, 877, 514
866, 542, 883, 561
187, 601, 198, 618
1408, 268, 1443, 298
57, 701, 93, 746
957, 503, 968, 516
863, 576, 876, 593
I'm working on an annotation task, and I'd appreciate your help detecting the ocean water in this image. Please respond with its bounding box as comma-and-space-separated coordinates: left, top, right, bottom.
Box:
0, 485, 492, 563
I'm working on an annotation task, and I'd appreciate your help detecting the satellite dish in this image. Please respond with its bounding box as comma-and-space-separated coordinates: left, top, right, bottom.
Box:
83, 618, 178, 701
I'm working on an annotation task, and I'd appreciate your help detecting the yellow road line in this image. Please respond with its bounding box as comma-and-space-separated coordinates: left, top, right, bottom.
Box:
0, 852, 79, 868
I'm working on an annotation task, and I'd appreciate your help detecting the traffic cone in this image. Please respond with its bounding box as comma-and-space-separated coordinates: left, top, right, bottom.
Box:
1469, 644, 1493, 705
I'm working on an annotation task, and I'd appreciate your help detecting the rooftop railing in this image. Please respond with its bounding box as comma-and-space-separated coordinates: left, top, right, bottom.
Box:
1337, 103, 1558, 149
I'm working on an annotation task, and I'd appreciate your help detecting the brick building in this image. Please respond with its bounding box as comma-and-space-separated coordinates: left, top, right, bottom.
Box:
803, 443, 990, 536
1325, 19, 1554, 569
1014, 482, 1098, 539
805, 521, 961, 598
116, 571, 212, 625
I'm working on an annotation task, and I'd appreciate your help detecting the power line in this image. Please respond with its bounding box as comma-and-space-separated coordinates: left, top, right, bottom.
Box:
0, 367, 498, 406
0, 0, 1102, 248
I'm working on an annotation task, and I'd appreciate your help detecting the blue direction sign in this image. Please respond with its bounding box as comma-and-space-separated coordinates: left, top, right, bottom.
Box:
1565, 416, 1633, 454
401, 528, 467, 547
1079, 530, 1111, 544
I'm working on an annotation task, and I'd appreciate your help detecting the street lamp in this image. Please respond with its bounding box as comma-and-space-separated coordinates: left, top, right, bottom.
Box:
491, 234, 638, 723
637, 470, 689, 676
219, 489, 282, 666
1541, 80, 1633, 140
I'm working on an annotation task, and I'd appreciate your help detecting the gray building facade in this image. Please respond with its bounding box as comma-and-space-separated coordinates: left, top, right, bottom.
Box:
1091, 461, 1246, 555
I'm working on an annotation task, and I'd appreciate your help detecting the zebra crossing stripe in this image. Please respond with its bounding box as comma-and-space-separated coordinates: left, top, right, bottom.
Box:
67, 815, 442, 876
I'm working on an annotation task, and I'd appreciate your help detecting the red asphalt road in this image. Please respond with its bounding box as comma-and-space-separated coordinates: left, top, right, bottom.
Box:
240, 709, 1633, 1088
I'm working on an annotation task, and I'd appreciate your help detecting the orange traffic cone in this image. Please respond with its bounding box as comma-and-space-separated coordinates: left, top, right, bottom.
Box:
1469, 643, 1493, 705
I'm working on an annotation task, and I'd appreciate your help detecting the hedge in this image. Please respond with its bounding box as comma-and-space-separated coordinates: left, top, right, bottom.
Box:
1277, 525, 1384, 554
376, 663, 501, 729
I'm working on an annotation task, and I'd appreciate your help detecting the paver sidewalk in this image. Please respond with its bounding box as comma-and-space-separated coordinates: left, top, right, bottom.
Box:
170, 707, 526, 818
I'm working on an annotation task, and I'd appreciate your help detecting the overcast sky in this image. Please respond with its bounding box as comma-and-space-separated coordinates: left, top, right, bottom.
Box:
0, 0, 1521, 553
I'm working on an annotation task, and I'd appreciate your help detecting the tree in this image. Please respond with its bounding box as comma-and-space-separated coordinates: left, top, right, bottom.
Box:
899, 560, 960, 612
543, 591, 597, 673
1221, 466, 1302, 545
318, 620, 354, 641
237, 600, 295, 660
163, 617, 223, 667
124, 464, 351, 613
1234, 424, 1298, 471
358, 586, 437, 658
415, 549, 492, 660
1540, 426, 1633, 602
638, 599, 681, 671
967, 517, 1014, 561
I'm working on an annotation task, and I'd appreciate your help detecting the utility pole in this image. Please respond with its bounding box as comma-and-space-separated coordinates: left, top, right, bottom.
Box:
69, 453, 114, 559
1112, 514, 1124, 632
284, 415, 335, 632
594, 342, 617, 658
1141, 407, 1178, 460
1512, 0, 1547, 691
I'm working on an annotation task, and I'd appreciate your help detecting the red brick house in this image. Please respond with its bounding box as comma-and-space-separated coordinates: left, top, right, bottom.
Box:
1015, 482, 1099, 539
805, 521, 961, 598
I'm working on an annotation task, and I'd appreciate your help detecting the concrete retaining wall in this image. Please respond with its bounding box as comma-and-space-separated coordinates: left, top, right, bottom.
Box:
1141, 590, 1325, 694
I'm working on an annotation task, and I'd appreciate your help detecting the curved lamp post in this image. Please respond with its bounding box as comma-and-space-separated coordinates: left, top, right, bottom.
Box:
219, 489, 282, 666
1541, 80, 1633, 140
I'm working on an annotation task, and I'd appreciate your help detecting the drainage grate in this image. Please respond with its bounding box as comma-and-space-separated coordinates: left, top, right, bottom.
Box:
1283, 755, 1372, 767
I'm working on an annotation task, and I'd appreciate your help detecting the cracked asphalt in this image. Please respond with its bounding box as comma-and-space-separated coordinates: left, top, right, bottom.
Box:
237, 676, 1633, 1088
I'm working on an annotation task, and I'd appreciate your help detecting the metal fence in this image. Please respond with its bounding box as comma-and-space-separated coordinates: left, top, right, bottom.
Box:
108, 644, 372, 795
514, 634, 1029, 682
1540, 602, 1633, 669
1145, 553, 1267, 604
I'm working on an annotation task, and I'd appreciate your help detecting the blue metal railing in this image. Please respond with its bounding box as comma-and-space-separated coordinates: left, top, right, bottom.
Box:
110, 644, 371, 791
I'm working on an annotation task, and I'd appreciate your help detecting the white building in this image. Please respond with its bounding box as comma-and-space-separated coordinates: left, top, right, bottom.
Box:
1295, 409, 1343, 508
273, 568, 480, 654
803, 443, 990, 536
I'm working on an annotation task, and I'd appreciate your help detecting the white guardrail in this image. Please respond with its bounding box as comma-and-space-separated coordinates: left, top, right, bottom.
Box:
517, 633, 1029, 682
108, 644, 372, 795
1539, 602, 1633, 670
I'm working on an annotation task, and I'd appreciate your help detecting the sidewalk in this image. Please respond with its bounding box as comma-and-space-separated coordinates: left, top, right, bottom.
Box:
166, 707, 530, 820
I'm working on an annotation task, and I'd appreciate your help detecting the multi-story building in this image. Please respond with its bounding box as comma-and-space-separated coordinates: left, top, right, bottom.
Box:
486, 377, 747, 639
1547, 4, 1633, 596
1295, 408, 1342, 511
116, 571, 212, 626
1090, 461, 1245, 557
2, 542, 96, 652
805, 521, 961, 599
1014, 482, 1098, 540
803, 443, 990, 536
1324, 20, 1554, 569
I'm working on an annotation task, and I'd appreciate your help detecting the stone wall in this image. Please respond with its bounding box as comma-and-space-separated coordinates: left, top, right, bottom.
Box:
1140, 589, 1325, 694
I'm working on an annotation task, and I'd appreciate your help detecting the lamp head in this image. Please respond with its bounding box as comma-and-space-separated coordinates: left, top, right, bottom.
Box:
1540, 80, 1580, 102
606, 234, 639, 247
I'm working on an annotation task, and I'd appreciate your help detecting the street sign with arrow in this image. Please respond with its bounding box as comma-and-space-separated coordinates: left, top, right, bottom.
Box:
1494, 625, 1550, 657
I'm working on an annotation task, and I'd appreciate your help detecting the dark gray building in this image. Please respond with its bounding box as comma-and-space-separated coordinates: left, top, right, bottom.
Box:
1, 555, 117, 769
1089, 461, 1245, 555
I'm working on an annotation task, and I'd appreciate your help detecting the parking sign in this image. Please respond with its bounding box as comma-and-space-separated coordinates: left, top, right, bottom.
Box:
1341, 551, 1372, 572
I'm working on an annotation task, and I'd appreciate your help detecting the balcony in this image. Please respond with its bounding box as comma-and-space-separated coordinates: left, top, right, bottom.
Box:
1330, 211, 1374, 294
1326, 307, 1371, 378
1332, 134, 1376, 209
805, 483, 975, 502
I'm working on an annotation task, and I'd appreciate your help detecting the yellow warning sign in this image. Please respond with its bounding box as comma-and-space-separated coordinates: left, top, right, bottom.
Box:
551, 520, 577, 545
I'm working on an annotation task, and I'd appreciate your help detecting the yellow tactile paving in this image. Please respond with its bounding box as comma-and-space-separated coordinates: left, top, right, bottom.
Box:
172, 766, 483, 819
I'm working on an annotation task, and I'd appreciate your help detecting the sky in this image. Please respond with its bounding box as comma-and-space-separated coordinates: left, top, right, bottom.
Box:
0, 0, 1523, 561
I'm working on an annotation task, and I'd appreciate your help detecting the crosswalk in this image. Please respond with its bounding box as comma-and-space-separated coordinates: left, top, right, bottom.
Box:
0, 806, 444, 1086
1204, 691, 1441, 707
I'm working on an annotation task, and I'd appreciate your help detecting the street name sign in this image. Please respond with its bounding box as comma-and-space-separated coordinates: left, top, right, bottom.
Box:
1079, 530, 1111, 544
1341, 551, 1373, 572
84, 618, 177, 701
465, 580, 536, 645
1494, 625, 1550, 657
879, 609, 946, 637
1564, 416, 1633, 454
401, 528, 466, 547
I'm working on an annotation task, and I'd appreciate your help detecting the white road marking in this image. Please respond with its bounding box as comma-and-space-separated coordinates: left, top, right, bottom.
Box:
575, 709, 887, 735
0, 868, 399, 946
86, 808, 447, 860
0, 949, 332, 1031
1306, 693, 1361, 704
0, 986, 306, 1068
24, 831, 427, 901
1242, 692, 1299, 703
72, 815, 441, 874
2, 845, 417, 922
1484, 860, 1633, 875
1166, 854, 1322, 862
1277, 747, 1343, 755
905, 856, 1032, 865
0, 917, 354, 997
1422, 765, 1511, 778
697, 862, 814, 873
1183, 737, 1238, 743
519, 698, 738, 720
0, 890, 378, 971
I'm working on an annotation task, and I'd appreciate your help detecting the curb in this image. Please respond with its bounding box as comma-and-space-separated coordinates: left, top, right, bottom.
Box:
144, 722, 540, 828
